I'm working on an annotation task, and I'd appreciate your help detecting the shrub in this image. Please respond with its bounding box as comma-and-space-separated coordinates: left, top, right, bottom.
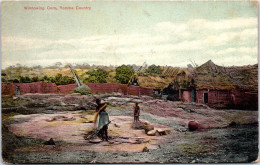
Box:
115, 65, 135, 84
85, 68, 108, 83
52, 74, 75, 85
145, 65, 162, 74
73, 85, 91, 95
19, 76, 31, 83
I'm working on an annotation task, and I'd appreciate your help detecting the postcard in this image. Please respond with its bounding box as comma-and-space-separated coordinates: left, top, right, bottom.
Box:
1, 0, 258, 163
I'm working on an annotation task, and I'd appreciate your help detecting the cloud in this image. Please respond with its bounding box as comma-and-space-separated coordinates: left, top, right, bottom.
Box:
215, 46, 257, 55
155, 17, 257, 33
2, 17, 258, 68
2, 37, 51, 51
213, 55, 257, 66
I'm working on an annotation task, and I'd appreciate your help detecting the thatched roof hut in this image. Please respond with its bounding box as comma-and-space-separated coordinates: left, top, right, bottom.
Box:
194, 60, 258, 90
136, 60, 257, 92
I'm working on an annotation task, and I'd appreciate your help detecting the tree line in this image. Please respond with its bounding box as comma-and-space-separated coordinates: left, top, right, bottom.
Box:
2, 74, 75, 85
2, 65, 163, 85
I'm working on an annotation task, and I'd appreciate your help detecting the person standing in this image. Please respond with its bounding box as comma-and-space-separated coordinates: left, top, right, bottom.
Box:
94, 98, 110, 141
133, 102, 140, 123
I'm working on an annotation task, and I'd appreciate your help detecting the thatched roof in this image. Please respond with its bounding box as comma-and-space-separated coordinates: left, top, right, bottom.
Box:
138, 68, 193, 90
138, 75, 172, 89
137, 60, 258, 91
194, 60, 258, 90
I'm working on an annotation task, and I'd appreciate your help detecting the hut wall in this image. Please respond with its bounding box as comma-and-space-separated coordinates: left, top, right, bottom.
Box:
196, 89, 232, 108
182, 91, 191, 102
196, 90, 206, 104
244, 92, 258, 110
231, 90, 258, 110
196, 89, 258, 110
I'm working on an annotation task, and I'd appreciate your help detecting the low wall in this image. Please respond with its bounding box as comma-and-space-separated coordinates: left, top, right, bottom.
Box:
87, 83, 127, 94
1, 82, 153, 97
1, 82, 57, 95
58, 84, 77, 94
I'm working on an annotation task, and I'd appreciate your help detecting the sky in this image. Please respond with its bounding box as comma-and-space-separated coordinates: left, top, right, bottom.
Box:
1, 1, 258, 68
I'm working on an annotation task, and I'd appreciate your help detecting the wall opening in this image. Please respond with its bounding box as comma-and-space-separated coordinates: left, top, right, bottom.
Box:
203, 93, 208, 104
191, 88, 196, 102
15, 86, 20, 96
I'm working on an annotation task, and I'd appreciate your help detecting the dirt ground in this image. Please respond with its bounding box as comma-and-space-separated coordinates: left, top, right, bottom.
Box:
2, 93, 258, 163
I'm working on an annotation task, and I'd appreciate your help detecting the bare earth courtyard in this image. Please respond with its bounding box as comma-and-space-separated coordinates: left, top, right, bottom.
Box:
2, 93, 258, 163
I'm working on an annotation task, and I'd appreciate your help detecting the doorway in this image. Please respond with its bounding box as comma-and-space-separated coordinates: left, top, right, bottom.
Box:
191, 89, 196, 102
203, 93, 208, 104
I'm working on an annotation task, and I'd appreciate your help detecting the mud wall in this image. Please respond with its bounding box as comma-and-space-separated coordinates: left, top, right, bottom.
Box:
139, 87, 154, 96
57, 83, 152, 96
2, 83, 153, 97
1, 83, 16, 95
182, 91, 191, 102
87, 83, 127, 94
231, 90, 258, 110
58, 84, 77, 94
1, 82, 58, 95
196, 90, 232, 108
41, 82, 58, 93
196, 89, 258, 110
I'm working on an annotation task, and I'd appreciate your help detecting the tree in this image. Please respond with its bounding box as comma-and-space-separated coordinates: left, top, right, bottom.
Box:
115, 65, 135, 84
49, 74, 76, 85
54, 73, 62, 84
50, 77, 56, 83
33, 65, 42, 69
19, 76, 25, 83
25, 76, 31, 83
145, 64, 162, 74
85, 68, 108, 83
42, 75, 50, 82
60, 76, 75, 85
55, 62, 63, 68
31, 77, 39, 82
1, 77, 6, 83
19, 76, 31, 83
13, 79, 19, 83
16, 63, 22, 68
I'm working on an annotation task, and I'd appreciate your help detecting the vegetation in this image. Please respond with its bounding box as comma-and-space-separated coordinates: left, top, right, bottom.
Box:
2, 77, 6, 83
145, 65, 163, 74
73, 85, 91, 95
11, 74, 76, 85
2, 61, 257, 90
55, 74, 75, 85
84, 68, 108, 83
19, 76, 31, 83
115, 65, 135, 84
